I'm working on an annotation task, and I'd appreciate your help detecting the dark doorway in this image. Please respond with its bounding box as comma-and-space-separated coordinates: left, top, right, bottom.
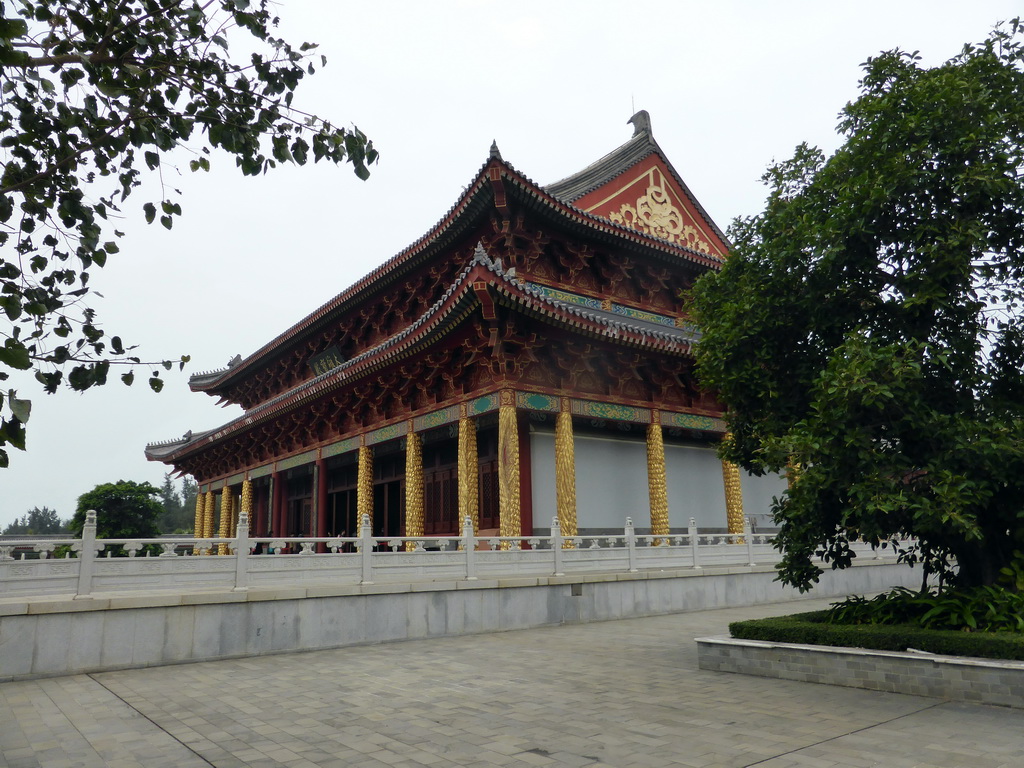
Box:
373, 452, 405, 538
373, 481, 402, 539
424, 438, 458, 535
285, 472, 313, 537
327, 463, 357, 539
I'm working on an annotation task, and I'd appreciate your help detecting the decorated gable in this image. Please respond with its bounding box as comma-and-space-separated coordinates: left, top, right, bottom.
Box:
574, 153, 728, 260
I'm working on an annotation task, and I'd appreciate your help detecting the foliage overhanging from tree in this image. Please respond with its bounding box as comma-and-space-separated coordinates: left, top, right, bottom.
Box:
692, 21, 1024, 591
0, 0, 377, 466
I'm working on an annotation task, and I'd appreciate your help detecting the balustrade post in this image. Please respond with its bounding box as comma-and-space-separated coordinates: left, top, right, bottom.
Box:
551, 517, 564, 576
689, 517, 701, 570
625, 517, 637, 573
75, 510, 98, 598
359, 513, 374, 584
233, 511, 251, 592
463, 515, 477, 580
744, 517, 756, 566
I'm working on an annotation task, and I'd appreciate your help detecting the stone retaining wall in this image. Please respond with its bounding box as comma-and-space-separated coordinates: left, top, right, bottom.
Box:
697, 635, 1024, 709
0, 561, 920, 681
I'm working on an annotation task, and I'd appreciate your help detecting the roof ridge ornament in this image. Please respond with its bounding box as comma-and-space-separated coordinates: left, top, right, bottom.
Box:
628, 110, 651, 138
489, 140, 502, 160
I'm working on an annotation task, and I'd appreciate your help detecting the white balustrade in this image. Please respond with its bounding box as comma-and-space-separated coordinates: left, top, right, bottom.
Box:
0, 509, 905, 600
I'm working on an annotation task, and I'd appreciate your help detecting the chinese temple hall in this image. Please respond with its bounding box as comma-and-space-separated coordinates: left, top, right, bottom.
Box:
146, 112, 787, 544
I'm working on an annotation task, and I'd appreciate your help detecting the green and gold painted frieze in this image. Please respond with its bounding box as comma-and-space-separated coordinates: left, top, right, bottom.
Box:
571, 399, 651, 424
524, 282, 678, 329
516, 392, 561, 412
366, 422, 405, 446
524, 283, 603, 311
249, 464, 274, 480
660, 411, 725, 432
323, 436, 360, 458
610, 303, 676, 328
414, 405, 459, 432
277, 449, 318, 472
470, 393, 499, 416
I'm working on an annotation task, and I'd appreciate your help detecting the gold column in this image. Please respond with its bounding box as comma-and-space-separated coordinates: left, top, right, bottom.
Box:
555, 402, 577, 547
357, 444, 374, 530
192, 489, 204, 554
241, 479, 253, 525
201, 490, 215, 553
458, 410, 479, 535
646, 419, 670, 542
722, 459, 745, 535
217, 488, 234, 555
497, 396, 521, 549
786, 459, 801, 490
228, 489, 239, 537
404, 426, 424, 551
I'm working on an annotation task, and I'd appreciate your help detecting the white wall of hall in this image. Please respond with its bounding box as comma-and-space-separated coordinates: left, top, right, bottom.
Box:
529, 428, 787, 531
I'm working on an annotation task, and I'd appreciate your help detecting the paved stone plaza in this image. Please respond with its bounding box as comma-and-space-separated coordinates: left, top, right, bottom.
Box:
1, 597, 1021, 768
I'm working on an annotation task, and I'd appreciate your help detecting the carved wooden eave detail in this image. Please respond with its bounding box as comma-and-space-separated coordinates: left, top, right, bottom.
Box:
187, 150, 724, 410
146, 246, 701, 470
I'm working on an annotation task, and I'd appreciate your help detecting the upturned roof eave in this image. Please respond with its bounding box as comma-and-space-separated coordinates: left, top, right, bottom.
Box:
150, 246, 699, 466
189, 154, 721, 399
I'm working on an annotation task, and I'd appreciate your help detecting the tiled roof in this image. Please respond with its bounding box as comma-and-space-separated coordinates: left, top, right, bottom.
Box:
545, 111, 731, 250
189, 158, 718, 401
147, 244, 698, 464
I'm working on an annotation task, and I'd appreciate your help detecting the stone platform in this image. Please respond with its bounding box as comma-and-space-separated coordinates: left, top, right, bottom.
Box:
0, 561, 919, 681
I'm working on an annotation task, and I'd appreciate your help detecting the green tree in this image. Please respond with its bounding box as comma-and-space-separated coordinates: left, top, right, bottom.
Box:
180, 475, 198, 528
70, 479, 162, 552
156, 472, 195, 533
2, 505, 67, 534
692, 22, 1024, 591
0, 0, 377, 467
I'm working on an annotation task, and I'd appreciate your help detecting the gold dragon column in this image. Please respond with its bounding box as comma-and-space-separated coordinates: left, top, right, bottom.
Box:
555, 398, 578, 547
357, 441, 374, 531
646, 414, 670, 542
240, 479, 253, 530
405, 423, 424, 551
498, 391, 521, 548
192, 489, 204, 554
458, 405, 480, 535
217, 488, 234, 555
721, 434, 745, 535
201, 490, 216, 554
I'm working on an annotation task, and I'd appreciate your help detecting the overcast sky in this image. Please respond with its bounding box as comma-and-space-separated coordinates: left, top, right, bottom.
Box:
1, 0, 1018, 528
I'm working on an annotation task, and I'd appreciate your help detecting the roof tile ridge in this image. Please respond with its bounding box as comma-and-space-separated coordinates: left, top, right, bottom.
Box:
544, 132, 655, 192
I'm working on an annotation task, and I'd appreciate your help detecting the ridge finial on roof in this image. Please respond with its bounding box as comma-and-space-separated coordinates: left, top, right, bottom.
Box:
628, 110, 651, 138
489, 140, 502, 160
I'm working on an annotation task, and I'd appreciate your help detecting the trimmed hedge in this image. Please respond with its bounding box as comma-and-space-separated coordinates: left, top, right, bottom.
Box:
729, 611, 1024, 661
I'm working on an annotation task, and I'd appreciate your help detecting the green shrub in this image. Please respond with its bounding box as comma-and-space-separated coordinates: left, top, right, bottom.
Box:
730, 612, 1024, 660
826, 586, 1024, 633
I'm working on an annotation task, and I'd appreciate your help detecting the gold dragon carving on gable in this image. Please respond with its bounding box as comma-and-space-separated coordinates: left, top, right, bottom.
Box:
606, 169, 713, 255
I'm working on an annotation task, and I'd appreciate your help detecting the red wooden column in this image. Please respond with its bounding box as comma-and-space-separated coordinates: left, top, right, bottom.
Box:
315, 458, 329, 552
270, 470, 284, 539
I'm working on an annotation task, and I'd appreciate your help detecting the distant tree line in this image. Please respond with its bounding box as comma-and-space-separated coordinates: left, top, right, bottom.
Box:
3, 473, 197, 537
1, 505, 68, 535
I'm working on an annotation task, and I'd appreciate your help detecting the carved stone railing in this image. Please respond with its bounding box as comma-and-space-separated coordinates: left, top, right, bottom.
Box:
0, 510, 897, 600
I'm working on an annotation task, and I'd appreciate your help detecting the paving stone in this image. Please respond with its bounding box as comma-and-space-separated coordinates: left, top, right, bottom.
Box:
1, 598, 1023, 766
